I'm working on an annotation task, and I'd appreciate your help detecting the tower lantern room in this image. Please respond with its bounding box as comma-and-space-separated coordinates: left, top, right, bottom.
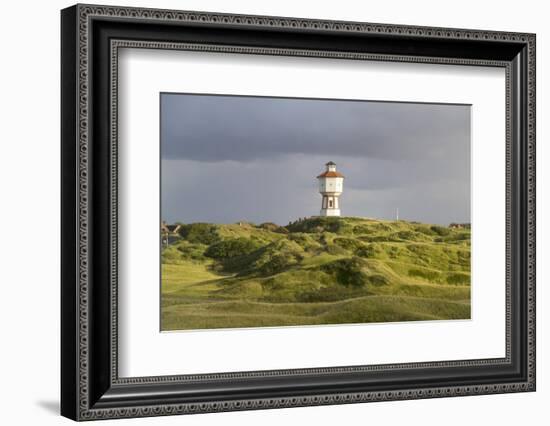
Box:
317, 161, 344, 217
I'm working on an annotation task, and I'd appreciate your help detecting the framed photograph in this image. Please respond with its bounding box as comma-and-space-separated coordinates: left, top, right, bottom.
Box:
61, 4, 536, 421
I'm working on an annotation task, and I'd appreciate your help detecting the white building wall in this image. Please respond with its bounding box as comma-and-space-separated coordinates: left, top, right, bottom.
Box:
318, 177, 344, 194
319, 177, 344, 216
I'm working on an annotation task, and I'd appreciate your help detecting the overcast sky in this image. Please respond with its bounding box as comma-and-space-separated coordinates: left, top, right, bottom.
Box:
161, 93, 470, 226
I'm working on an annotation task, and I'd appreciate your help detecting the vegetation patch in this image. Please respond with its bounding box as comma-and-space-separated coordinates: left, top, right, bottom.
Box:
178, 223, 220, 245
162, 217, 471, 330
355, 243, 382, 259
321, 257, 370, 288
204, 237, 261, 260
162, 245, 185, 264
408, 268, 442, 282
333, 237, 364, 251
446, 272, 470, 285
251, 240, 304, 276
430, 225, 451, 236
176, 242, 207, 261
258, 222, 289, 234
286, 217, 352, 234
288, 233, 322, 252
352, 225, 371, 235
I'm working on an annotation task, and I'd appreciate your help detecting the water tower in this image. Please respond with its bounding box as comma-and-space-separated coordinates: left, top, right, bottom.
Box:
317, 161, 344, 216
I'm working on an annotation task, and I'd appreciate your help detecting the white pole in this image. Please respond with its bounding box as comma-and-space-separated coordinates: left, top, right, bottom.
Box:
396, 208, 399, 221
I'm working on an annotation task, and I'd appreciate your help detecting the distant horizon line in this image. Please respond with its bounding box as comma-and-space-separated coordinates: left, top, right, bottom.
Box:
161, 216, 471, 227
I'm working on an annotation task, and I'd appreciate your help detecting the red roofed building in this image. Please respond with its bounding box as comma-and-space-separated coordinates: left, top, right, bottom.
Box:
317, 162, 344, 216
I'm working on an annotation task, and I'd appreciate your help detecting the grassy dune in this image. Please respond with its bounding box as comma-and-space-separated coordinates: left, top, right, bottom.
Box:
161, 217, 470, 331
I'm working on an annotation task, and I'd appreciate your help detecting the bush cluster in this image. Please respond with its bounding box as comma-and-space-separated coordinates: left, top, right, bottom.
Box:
430, 225, 451, 236
176, 243, 206, 261
446, 272, 470, 285
352, 225, 371, 235
321, 257, 368, 288
253, 240, 304, 276
408, 268, 441, 281
258, 254, 297, 276
204, 238, 260, 260
286, 217, 345, 234
333, 237, 363, 251
258, 222, 289, 234
355, 244, 376, 258
178, 223, 220, 245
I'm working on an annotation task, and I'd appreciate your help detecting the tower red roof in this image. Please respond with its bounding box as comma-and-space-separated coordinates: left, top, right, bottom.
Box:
317, 171, 345, 178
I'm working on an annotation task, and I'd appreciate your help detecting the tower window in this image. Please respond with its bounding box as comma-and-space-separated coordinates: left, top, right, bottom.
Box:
329, 199, 333, 208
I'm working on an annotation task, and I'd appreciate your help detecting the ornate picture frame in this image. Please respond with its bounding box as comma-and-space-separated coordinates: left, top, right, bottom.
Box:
61, 4, 535, 421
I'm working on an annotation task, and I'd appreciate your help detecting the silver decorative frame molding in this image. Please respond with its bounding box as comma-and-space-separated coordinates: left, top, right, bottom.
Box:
61, 4, 536, 421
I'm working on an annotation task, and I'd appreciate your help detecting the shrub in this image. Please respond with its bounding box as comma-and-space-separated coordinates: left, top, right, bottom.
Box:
355, 244, 376, 258
325, 243, 348, 255
204, 238, 261, 260
372, 223, 392, 232
288, 233, 308, 245
451, 232, 470, 241
258, 222, 279, 231
408, 268, 441, 282
430, 225, 451, 236
250, 240, 304, 276
178, 223, 220, 245
259, 254, 296, 276
258, 222, 288, 233
386, 245, 403, 259
333, 237, 363, 251
353, 225, 371, 235
457, 250, 471, 265
288, 233, 321, 252
368, 274, 389, 286
358, 235, 401, 243
447, 272, 470, 285
161, 246, 182, 264
286, 217, 346, 234
176, 242, 206, 261
275, 227, 289, 234
394, 231, 434, 241
395, 230, 422, 241
414, 225, 437, 236
321, 257, 368, 288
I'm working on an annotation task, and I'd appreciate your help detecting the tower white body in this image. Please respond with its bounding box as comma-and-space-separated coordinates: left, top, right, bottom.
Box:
317, 162, 344, 217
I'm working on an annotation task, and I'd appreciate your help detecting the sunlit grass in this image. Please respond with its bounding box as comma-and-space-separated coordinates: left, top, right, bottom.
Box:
161, 217, 471, 331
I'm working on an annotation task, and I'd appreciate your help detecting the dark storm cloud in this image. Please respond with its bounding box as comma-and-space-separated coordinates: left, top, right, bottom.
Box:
161, 93, 470, 225
161, 94, 469, 163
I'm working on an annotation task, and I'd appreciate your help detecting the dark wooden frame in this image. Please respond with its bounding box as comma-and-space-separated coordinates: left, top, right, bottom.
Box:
61, 3, 536, 421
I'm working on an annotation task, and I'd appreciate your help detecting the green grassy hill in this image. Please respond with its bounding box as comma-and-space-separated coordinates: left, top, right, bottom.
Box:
161, 217, 471, 331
